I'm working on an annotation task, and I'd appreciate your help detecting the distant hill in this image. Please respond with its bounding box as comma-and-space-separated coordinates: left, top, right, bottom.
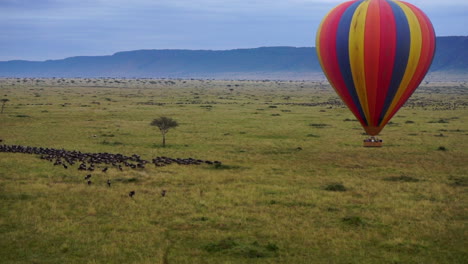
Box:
429, 36, 468, 72
0, 36, 467, 80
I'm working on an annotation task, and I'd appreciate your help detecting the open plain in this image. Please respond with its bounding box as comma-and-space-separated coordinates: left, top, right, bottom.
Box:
0, 78, 467, 264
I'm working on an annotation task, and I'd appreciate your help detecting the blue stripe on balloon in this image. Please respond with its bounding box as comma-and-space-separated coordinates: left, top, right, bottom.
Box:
336, 0, 368, 126
378, 0, 411, 125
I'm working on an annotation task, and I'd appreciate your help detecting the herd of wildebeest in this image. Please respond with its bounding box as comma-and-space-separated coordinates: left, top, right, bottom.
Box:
0, 143, 221, 197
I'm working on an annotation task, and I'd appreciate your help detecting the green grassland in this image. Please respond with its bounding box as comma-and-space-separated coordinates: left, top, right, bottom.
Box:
0, 78, 467, 264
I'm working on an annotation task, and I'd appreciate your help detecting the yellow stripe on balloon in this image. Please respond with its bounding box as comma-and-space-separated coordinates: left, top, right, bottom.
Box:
348, 0, 371, 124
382, 1, 422, 124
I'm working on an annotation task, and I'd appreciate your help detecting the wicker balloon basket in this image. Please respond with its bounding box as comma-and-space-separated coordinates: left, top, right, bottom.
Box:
363, 137, 383, 147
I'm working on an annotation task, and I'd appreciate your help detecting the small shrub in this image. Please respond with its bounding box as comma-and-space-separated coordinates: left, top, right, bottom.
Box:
342, 216, 365, 227
428, 119, 448, 123
450, 177, 468, 187
114, 177, 139, 183
210, 164, 241, 170
437, 146, 447, 151
309, 123, 329, 128
16, 114, 30, 118
60, 243, 69, 253
265, 242, 279, 252
100, 140, 123, 146
192, 216, 209, 221
324, 183, 347, 192
242, 248, 266, 258
203, 238, 237, 253
384, 175, 420, 182
284, 201, 315, 208
203, 238, 278, 258
307, 134, 320, 138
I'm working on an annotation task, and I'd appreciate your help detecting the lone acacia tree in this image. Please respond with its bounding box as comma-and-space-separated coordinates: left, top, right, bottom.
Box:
150, 116, 179, 147
1, 99, 9, 114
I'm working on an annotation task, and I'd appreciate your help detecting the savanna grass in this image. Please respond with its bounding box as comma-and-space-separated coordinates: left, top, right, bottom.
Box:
0, 78, 467, 264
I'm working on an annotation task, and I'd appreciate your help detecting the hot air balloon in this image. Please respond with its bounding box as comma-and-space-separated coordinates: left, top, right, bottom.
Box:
316, 0, 435, 144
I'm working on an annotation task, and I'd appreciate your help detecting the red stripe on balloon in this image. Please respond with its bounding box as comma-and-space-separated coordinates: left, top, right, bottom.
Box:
374, 0, 397, 129
318, 1, 366, 125
364, 0, 380, 127
383, 2, 435, 122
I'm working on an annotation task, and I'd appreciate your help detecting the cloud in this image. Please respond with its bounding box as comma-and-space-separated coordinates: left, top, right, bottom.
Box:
0, 0, 467, 60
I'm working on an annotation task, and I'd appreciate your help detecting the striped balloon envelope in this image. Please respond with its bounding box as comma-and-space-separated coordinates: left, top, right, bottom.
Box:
316, 0, 436, 136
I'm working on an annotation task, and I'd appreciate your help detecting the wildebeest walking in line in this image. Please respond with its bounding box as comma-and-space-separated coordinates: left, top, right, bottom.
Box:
1, 144, 223, 197
0, 144, 221, 172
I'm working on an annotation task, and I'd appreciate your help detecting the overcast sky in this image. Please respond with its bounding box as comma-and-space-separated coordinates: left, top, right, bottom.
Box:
1, 0, 467, 61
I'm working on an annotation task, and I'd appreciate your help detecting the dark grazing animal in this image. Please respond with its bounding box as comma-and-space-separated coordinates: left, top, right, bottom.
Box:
0, 145, 222, 177
129, 191, 135, 198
